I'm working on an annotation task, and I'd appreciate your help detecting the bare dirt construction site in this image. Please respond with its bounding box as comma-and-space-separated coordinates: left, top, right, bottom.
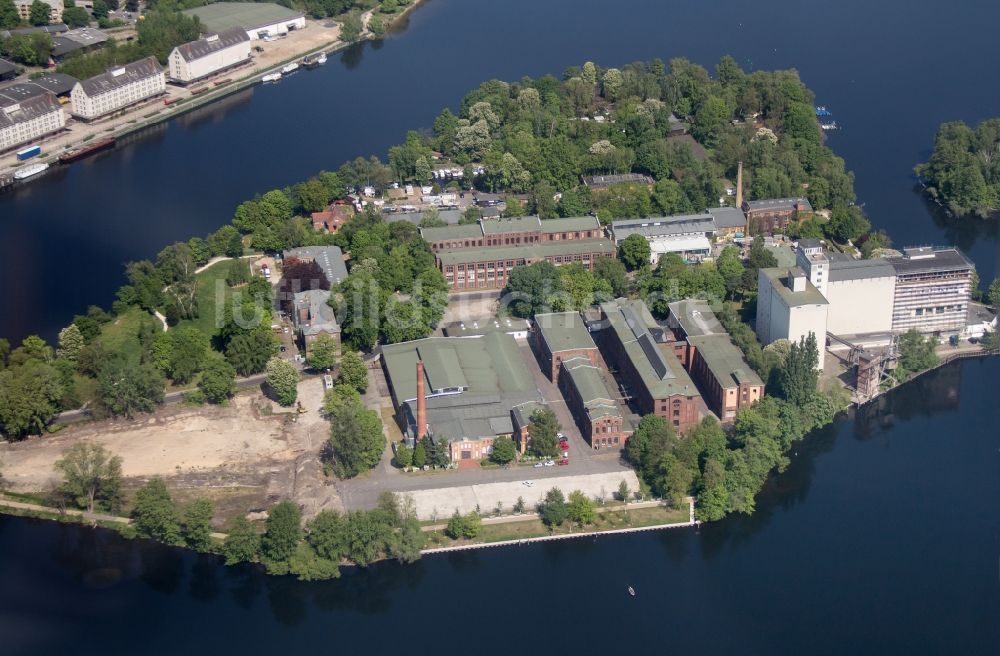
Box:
0, 377, 341, 523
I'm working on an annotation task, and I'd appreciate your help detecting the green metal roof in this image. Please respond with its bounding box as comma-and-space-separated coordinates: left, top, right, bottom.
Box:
539, 216, 602, 233
420, 223, 483, 242
436, 239, 615, 266
183, 3, 304, 32
481, 216, 540, 234
668, 299, 724, 337
686, 334, 763, 390
760, 267, 829, 308
562, 357, 622, 420
534, 312, 596, 354
600, 298, 698, 400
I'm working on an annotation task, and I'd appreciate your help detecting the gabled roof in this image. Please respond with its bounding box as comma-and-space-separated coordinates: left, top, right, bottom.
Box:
0, 59, 14, 77
173, 27, 249, 62
534, 312, 596, 354
482, 215, 539, 234
76, 56, 162, 98
668, 299, 724, 338
610, 213, 715, 240
539, 216, 601, 232
562, 356, 622, 420
283, 246, 348, 286
686, 334, 763, 390
435, 239, 615, 266
0, 92, 61, 130
707, 206, 747, 229
745, 197, 813, 213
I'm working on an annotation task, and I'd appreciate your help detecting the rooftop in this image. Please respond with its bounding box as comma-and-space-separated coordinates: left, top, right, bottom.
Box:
667, 299, 725, 338
0, 59, 15, 77
0, 92, 61, 130
173, 27, 249, 62
760, 267, 829, 307
887, 247, 974, 276
828, 258, 897, 282
539, 215, 601, 233
420, 222, 483, 242
686, 334, 764, 390
745, 197, 813, 213
707, 206, 747, 229
534, 312, 596, 354
481, 215, 539, 234
76, 57, 162, 98
610, 213, 716, 240
442, 316, 531, 338
0, 73, 77, 103
283, 246, 348, 286
598, 298, 699, 400
435, 238, 615, 266
293, 289, 339, 337
183, 3, 305, 33
51, 28, 109, 58
582, 173, 654, 188
562, 357, 622, 420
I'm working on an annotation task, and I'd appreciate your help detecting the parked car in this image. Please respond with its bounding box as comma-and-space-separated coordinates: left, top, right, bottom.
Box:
522, 481, 534, 487
558, 440, 569, 449
533, 462, 544, 468
557, 458, 569, 466
543, 460, 555, 467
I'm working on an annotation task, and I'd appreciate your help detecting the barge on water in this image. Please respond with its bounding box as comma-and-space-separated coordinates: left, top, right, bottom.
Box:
58, 137, 116, 164
302, 52, 327, 69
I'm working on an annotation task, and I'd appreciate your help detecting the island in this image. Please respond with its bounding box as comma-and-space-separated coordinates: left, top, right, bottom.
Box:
1, 56, 996, 580
915, 117, 1000, 218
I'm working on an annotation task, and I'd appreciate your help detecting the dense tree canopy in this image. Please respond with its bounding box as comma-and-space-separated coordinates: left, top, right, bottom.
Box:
323, 384, 384, 478
916, 118, 1000, 218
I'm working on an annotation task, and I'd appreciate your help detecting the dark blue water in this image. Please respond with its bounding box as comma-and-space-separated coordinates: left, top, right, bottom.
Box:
2, 356, 997, 655
1, 0, 998, 343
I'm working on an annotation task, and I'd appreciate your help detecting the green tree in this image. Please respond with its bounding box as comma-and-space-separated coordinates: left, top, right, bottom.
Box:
339, 11, 362, 42
54, 443, 123, 513
337, 350, 368, 392
592, 256, 629, 298
8, 335, 52, 367
222, 516, 260, 565
505, 261, 564, 318
446, 511, 482, 539
225, 330, 277, 377
490, 435, 516, 464
529, 407, 561, 458
198, 356, 236, 404
897, 329, 939, 379
617, 479, 631, 504
412, 440, 427, 467
29, 0, 52, 25
182, 498, 214, 551
324, 384, 384, 478
262, 501, 302, 563
394, 441, 412, 467
96, 359, 164, 418
541, 487, 568, 527
62, 5, 90, 28
777, 334, 819, 407
343, 508, 394, 566
0, 0, 19, 29
307, 334, 338, 371
567, 490, 595, 526
618, 233, 651, 270
306, 509, 347, 562
0, 361, 63, 439
988, 278, 1000, 309
367, 12, 385, 37
265, 357, 299, 406
56, 324, 85, 363
132, 478, 182, 545
824, 205, 871, 244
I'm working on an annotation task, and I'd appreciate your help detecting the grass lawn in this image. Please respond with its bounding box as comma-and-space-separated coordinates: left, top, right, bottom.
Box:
171, 259, 246, 338
95, 306, 157, 364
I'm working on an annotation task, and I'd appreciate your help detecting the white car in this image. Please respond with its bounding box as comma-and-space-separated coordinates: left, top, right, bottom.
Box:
533, 462, 544, 468
522, 481, 534, 487
543, 460, 555, 467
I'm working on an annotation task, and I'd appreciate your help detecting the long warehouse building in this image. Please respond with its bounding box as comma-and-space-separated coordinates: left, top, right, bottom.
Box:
168, 28, 251, 84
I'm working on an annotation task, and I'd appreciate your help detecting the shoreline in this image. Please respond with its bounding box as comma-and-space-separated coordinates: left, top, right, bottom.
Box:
1, 3, 428, 186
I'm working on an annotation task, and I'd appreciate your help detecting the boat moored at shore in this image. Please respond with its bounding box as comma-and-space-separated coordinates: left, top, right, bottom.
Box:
281, 62, 299, 74
13, 162, 49, 181
58, 137, 117, 164
303, 52, 327, 68
262, 72, 282, 82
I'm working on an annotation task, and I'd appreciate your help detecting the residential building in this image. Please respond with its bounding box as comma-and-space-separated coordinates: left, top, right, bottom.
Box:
743, 197, 813, 234
435, 239, 616, 290
609, 213, 715, 264
282, 246, 348, 287
70, 57, 166, 120
594, 299, 702, 433
183, 2, 306, 40
168, 28, 251, 84
442, 317, 530, 340
0, 91, 65, 153
14, 0, 62, 24
559, 356, 631, 449
667, 300, 764, 420
531, 311, 599, 382
755, 267, 830, 369
51, 28, 109, 62
0, 60, 15, 83
292, 289, 340, 357
581, 173, 654, 189
310, 203, 353, 233
381, 333, 543, 462
708, 206, 748, 238
887, 247, 974, 333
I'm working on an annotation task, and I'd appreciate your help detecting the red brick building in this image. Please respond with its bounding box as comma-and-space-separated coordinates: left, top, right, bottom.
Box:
559, 357, 632, 450
531, 311, 599, 382
742, 197, 813, 235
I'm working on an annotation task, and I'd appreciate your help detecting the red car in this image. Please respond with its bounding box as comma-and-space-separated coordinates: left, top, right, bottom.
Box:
558, 439, 569, 449
557, 458, 569, 466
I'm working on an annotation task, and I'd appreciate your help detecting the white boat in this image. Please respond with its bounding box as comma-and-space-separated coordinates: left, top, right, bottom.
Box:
262, 72, 282, 82
315, 53, 326, 65
14, 162, 49, 180
281, 62, 299, 74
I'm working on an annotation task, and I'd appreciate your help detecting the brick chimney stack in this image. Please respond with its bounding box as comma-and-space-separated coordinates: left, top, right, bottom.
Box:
736, 161, 744, 208
415, 359, 427, 441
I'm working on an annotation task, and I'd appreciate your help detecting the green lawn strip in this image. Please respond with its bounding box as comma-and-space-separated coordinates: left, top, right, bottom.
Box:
95, 306, 154, 364
170, 260, 235, 337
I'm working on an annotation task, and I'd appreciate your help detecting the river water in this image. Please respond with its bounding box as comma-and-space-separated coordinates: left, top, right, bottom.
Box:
1, 1, 998, 652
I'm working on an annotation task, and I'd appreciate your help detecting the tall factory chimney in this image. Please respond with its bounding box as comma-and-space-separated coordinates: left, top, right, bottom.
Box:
736, 161, 744, 208
415, 360, 427, 441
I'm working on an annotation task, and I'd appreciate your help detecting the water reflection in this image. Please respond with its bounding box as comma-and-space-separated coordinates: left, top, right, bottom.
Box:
854, 360, 963, 439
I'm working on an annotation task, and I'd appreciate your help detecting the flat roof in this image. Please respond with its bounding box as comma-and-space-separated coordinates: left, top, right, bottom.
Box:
887, 247, 974, 276
442, 316, 530, 337
611, 213, 715, 240
183, 3, 305, 33
582, 173, 654, 187
534, 312, 596, 354
668, 299, 725, 337
686, 334, 763, 389
436, 239, 615, 266
745, 197, 813, 212
828, 258, 896, 282
599, 298, 698, 400
760, 267, 829, 308
707, 206, 747, 229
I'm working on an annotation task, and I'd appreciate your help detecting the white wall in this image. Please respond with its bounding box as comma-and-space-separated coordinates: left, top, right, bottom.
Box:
787, 303, 829, 369
247, 16, 306, 40
169, 41, 251, 83
825, 276, 895, 336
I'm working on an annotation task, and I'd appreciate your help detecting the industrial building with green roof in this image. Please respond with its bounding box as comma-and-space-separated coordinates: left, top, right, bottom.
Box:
183, 3, 305, 39
532, 311, 600, 381
559, 356, 631, 449
380, 332, 544, 462
594, 298, 703, 433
